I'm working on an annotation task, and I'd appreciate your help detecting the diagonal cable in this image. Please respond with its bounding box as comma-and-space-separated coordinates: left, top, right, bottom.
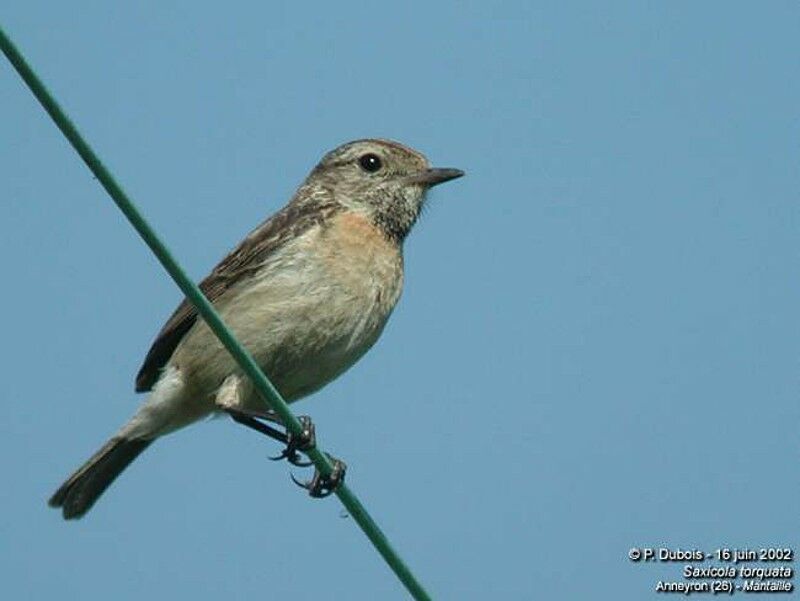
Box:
1, 25, 431, 601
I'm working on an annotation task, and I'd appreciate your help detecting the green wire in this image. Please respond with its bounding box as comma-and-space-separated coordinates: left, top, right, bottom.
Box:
1, 26, 431, 601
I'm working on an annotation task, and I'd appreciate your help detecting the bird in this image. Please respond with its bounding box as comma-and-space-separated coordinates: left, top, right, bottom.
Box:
49, 138, 464, 519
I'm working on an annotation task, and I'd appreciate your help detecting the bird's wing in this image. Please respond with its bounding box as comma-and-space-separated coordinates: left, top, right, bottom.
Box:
134, 199, 340, 392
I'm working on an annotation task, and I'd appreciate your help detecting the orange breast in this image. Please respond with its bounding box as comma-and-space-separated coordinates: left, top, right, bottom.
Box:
318, 211, 404, 304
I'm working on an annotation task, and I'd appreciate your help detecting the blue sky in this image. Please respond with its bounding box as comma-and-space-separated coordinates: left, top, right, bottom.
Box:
2, 2, 798, 599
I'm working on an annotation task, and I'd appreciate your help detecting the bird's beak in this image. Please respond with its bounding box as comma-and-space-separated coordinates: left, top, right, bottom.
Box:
410, 167, 465, 188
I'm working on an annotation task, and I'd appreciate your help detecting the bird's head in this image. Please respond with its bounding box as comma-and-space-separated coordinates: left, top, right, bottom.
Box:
303, 139, 464, 242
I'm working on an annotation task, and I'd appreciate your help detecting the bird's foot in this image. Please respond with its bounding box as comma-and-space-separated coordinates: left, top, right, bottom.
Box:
269, 415, 315, 467
228, 410, 343, 495
291, 455, 347, 498
227, 410, 313, 467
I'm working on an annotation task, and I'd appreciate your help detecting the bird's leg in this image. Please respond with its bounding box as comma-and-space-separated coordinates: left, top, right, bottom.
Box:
228, 409, 345, 496
216, 375, 345, 495
227, 409, 286, 443
225, 410, 316, 468
217, 374, 312, 466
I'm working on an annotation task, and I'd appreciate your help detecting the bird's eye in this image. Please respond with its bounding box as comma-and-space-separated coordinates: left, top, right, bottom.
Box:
358, 153, 383, 173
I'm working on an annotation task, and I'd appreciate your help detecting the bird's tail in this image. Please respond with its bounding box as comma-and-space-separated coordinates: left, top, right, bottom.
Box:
48, 437, 152, 519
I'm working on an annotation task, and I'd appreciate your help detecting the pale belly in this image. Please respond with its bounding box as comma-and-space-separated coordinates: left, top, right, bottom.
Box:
170, 217, 404, 412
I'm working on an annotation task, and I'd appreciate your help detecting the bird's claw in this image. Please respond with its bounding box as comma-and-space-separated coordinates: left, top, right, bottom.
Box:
269, 415, 315, 466
229, 411, 343, 495
291, 456, 346, 498
270, 448, 313, 467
